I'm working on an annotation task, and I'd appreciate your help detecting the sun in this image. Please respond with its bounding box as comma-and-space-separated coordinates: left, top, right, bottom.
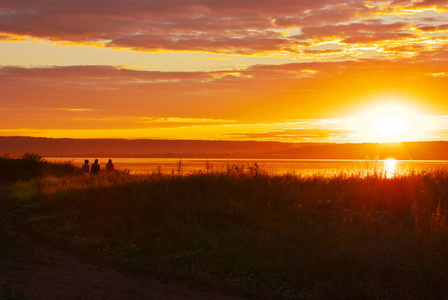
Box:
372, 115, 408, 138
349, 101, 433, 143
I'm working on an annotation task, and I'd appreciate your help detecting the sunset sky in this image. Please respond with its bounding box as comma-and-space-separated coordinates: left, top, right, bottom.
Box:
2, 0, 448, 143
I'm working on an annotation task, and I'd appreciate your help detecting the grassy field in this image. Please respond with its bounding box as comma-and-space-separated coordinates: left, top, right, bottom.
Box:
3, 156, 448, 299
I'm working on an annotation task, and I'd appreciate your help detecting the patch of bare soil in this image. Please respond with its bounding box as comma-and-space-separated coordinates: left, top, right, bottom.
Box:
0, 188, 249, 300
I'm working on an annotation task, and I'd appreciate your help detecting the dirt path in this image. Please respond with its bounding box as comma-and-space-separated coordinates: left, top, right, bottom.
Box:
0, 188, 250, 300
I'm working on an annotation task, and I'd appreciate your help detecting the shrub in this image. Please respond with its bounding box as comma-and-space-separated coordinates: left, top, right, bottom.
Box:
21, 152, 44, 162
0, 155, 79, 181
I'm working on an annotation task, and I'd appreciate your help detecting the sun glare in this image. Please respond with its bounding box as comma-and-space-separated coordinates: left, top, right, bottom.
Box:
350, 100, 433, 143
384, 158, 397, 178
372, 115, 407, 138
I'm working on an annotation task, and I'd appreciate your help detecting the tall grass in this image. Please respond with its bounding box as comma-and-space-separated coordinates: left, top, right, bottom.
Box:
0, 153, 78, 182
7, 167, 448, 299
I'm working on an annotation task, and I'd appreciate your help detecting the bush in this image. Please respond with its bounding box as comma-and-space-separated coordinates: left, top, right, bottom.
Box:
21, 152, 44, 162
0, 155, 79, 182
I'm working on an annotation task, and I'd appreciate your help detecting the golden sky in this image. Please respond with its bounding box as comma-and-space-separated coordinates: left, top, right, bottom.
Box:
2, 0, 448, 143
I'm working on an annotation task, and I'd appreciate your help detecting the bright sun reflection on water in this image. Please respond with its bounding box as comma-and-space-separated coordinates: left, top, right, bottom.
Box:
384, 158, 397, 177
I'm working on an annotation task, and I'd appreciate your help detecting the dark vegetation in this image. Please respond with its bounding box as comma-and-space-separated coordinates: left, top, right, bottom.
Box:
2, 155, 448, 299
0, 153, 78, 182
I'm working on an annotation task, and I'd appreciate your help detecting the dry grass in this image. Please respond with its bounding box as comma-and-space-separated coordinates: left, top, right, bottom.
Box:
5, 159, 448, 299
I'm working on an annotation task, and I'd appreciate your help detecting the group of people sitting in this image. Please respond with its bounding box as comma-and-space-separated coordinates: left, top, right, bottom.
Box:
82, 159, 114, 176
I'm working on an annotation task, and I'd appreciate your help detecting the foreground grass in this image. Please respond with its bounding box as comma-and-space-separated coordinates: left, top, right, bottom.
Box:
6, 167, 448, 299
0, 284, 31, 300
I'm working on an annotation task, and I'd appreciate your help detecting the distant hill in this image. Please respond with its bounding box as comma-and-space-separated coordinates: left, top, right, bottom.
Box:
1, 137, 448, 160
0, 136, 300, 158
271, 142, 448, 160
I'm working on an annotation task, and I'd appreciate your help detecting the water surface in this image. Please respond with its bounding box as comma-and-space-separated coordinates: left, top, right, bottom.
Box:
45, 157, 448, 176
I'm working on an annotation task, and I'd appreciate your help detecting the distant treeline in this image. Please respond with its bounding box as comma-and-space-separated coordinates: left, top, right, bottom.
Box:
0, 136, 298, 158
277, 141, 448, 160
1, 136, 448, 159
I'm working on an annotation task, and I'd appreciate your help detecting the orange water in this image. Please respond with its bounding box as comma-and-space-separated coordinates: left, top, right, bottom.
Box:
45, 157, 448, 176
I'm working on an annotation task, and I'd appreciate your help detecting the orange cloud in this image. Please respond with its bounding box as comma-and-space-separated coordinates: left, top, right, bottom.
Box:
1, 54, 448, 134
2, 1, 448, 142
298, 22, 414, 43
1, 0, 447, 56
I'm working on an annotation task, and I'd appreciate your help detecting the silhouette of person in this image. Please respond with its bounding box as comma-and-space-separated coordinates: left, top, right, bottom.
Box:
82, 159, 90, 175
91, 159, 100, 176
106, 159, 114, 173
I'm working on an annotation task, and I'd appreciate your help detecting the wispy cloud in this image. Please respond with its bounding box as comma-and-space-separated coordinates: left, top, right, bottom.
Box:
226, 128, 351, 141
56, 108, 95, 112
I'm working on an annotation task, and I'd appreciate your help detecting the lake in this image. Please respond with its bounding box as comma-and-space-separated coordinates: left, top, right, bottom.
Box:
45, 157, 448, 177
